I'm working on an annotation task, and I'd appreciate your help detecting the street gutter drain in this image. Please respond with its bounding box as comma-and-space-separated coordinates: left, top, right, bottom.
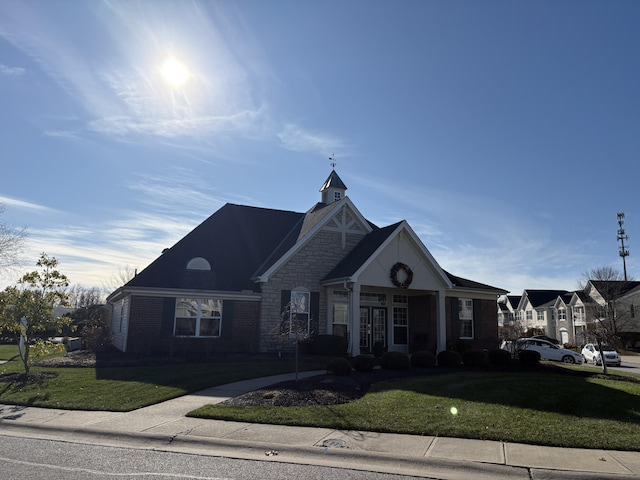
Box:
323, 439, 347, 448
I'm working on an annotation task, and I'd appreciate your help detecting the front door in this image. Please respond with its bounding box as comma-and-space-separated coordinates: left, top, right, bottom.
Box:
360, 306, 386, 353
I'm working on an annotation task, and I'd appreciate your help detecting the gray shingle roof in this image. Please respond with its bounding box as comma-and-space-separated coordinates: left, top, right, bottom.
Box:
126, 204, 304, 292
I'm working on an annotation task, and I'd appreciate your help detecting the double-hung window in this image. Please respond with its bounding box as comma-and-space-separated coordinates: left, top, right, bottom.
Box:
393, 294, 408, 345
175, 298, 222, 337
459, 298, 474, 339
332, 291, 348, 338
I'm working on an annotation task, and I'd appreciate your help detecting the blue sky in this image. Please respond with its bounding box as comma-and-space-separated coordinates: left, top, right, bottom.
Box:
1, 0, 639, 295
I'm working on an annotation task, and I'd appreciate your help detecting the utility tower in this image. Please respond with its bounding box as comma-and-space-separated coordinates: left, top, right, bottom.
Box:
617, 212, 630, 281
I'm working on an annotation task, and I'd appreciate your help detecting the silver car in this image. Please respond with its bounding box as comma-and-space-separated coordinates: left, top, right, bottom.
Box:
581, 343, 621, 366
517, 338, 584, 364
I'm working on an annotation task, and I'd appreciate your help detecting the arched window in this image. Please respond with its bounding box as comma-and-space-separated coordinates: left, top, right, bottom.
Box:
186, 257, 211, 271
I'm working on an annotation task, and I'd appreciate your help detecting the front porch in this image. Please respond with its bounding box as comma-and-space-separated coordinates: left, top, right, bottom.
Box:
325, 285, 447, 356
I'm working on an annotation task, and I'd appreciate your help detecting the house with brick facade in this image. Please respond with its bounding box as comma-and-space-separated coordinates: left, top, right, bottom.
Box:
106, 170, 507, 356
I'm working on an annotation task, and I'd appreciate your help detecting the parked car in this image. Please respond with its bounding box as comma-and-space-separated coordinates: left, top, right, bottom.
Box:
581, 343, 622, 366
516, 338, 583, 364
531, 334, 560, 345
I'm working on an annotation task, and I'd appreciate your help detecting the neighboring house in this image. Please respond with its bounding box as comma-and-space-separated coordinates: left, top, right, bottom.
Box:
501, 282, 640, 347
497, 295, 519, 328
107, 170, 507, 356
517, 290, 568, 338
583, 280, 640, 348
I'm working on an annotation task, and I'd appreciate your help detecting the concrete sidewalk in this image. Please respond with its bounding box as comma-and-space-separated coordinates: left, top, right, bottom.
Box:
1, 370, 640, 480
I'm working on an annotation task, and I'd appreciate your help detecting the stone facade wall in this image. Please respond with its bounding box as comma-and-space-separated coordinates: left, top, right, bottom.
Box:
258, 228, 365, 352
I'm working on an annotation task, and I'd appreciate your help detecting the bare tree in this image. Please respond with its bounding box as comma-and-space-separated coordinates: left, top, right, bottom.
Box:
66, 284, 105, 308
0, 204, 28, 274
103, 265, 136, 293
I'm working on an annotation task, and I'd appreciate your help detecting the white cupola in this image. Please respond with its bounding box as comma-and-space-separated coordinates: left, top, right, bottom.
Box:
320, 170, 347, 204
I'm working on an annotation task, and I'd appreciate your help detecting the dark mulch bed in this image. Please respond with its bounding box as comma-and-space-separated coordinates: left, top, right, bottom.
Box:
223, 368, 428, 407
0, 372, 58, 383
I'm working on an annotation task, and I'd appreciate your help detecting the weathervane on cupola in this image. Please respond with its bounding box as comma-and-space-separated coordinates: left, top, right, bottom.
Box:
320, 154, 347, 204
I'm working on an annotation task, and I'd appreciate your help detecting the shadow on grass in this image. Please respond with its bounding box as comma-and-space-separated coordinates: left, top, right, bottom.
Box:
366, 363, 640, 425
91, 350, 327, 392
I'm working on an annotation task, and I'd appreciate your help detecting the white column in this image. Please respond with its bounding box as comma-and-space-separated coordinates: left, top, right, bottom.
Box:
350, 283, 361, 356
436, 290, 447, 352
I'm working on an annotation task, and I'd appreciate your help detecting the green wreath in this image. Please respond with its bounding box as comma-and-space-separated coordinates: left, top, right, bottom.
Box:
390, 262, 413, 289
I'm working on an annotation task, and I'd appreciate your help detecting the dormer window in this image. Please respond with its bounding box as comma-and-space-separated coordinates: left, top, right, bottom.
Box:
186, 257, 211, 271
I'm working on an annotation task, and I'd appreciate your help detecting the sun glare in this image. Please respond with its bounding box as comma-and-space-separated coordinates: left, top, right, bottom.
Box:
161, 57, 190, 87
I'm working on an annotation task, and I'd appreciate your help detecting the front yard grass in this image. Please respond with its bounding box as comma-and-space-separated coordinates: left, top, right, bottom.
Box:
0, 350, 325, 411
190, 368, 640, 452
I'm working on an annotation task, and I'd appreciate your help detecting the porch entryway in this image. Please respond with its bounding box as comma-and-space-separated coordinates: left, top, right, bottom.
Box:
359, 306, 386, 354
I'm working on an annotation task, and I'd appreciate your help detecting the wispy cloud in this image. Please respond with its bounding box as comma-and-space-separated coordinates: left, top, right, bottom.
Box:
278, 124, 349, 155
355, 175, 594, 293
0, 195, 56, 213
0, 64, 25, 76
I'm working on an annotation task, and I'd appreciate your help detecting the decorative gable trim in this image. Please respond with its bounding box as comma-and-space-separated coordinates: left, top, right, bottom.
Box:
322, 202, 369, 249
255, 196, 372, 283
341, 220, 453, 289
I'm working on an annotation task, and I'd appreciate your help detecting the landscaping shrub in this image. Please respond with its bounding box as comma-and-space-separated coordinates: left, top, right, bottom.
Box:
372, 341, 385, 358
518, 349, 541, 366
410, 351, 437, 368
352, 354, 376, 372
488, 348, 512, 366
307, 335, 348, 356
380, 351, 411, 370
326, 357, 352, 376
437, 349, 462, 366
462, 349, 487, 366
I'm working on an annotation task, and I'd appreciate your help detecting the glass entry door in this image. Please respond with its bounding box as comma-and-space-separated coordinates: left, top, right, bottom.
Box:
359, 306, 386, 353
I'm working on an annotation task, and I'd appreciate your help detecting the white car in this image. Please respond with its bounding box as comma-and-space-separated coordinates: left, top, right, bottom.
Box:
516, 338, 584, 364
581, 343, 621, 366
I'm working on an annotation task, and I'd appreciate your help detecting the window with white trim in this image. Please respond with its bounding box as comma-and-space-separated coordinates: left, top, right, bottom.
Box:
558, 308, 566, 321
332, 291, 348, 338
537, 310, 544, 322
393, 295, 408, 345
526, 310, 533, 321
289, 287, 310, 337
175, 298, 222, 337
459, 298, 474, 339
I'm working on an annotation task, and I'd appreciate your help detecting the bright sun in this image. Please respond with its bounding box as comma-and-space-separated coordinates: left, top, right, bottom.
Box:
161, 57, 190, 87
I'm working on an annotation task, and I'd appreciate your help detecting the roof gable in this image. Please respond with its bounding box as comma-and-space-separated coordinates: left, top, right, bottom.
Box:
523, 289, 569, 308
324, 220, 455, 290
256, 197, 372, 282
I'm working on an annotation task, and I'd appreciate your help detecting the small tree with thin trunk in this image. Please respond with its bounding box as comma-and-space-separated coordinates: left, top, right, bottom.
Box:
272, 301, 314, 381
0, 253, 72, 376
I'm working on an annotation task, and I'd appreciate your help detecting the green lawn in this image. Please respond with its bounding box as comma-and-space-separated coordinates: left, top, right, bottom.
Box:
190, 368, 640, 451
0, 349, 325, 411
3, 344, 640, 451
0, 344, 19, 360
